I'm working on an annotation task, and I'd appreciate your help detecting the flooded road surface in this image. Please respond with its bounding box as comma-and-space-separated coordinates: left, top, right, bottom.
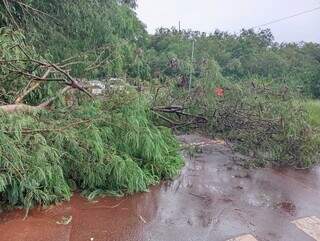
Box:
1, 134, 320, 241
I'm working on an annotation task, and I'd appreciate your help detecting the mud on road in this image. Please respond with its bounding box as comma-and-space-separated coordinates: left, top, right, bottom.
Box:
1, 134, 320, 241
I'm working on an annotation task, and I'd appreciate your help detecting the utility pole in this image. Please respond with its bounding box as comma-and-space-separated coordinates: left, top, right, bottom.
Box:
178, 21, 181, 32
189, 40, 195, 92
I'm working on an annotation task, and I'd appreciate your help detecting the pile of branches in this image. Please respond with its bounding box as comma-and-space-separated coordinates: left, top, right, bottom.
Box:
151, 105, 207, 128
149, 84, 210, 129
205, 82, 320, 168
152, 79, 320, 168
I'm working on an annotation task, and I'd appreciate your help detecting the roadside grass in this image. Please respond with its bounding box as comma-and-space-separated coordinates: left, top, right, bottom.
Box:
304, 100, 320, 127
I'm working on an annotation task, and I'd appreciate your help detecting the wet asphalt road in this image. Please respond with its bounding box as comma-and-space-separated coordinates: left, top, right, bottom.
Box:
0, 134, 320, 241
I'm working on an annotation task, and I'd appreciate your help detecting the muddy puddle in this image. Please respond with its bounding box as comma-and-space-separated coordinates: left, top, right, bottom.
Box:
1, 134, 320, 241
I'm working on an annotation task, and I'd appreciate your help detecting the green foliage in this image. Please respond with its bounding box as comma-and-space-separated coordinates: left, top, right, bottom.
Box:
1, 0, 150, 79
147, 28, 320, 98
0, 89, 183, 209
200, 81, 320, 167
211, 83, 317, 167
2, 1, 319, 94
303, 100, 320, 127
0, 113, 71, 209
0, 28, 25, 103
152, 77, 320, 168
0, 27, 68, 105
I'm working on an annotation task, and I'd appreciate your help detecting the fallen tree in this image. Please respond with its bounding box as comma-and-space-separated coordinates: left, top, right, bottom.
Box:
0, 28, 183, 211
0, 88, 183, 210
151, 79, 320, 168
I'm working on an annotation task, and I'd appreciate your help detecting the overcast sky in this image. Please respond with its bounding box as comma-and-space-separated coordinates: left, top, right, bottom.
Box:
136, 0, 320, 43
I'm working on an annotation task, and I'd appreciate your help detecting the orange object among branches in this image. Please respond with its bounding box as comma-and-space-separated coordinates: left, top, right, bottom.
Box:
214, 87, 224, 97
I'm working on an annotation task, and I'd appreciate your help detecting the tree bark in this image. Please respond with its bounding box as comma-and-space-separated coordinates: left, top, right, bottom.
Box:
0, 86, 73, 114
0, 104, 46, 113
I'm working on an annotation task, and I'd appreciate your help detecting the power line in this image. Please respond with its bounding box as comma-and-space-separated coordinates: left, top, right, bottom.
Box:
251, 5, 320, 29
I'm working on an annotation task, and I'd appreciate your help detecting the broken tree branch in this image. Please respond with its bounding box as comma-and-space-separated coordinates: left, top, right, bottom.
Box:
2, 46, 93, 104
0, 86, 73, 114
14, 68, 52, 104
0, 104, 45, 113
152, 106, 208, 128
